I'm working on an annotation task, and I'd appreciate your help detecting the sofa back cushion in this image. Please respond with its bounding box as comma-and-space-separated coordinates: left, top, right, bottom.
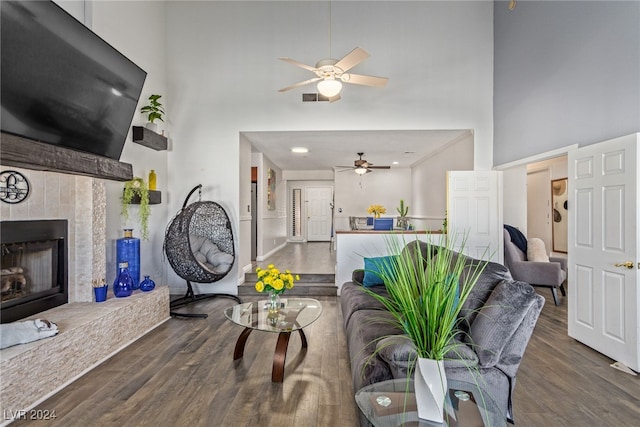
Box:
469, 279, 539, 367
457, 258, 513, 336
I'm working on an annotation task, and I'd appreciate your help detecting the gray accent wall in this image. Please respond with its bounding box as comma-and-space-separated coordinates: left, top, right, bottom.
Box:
493, 1, 640, 166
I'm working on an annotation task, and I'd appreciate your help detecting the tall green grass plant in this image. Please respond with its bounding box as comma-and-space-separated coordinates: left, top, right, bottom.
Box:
364, 233, 487, 360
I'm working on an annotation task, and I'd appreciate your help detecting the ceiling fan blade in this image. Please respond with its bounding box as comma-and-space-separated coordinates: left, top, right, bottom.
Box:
343, 73, 389, 87
335, 166, 355, 169
334, 47, 370, 72
278, 57, 318, 72
278, 77, 322, 92
328, 93, 341, 103
368, 166, 391, 169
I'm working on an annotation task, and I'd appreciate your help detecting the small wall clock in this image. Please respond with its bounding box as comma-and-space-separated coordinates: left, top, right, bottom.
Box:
0, 170, 30, 204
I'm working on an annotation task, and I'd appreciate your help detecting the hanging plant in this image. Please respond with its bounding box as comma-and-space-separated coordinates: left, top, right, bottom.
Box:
121, 177, 150, 239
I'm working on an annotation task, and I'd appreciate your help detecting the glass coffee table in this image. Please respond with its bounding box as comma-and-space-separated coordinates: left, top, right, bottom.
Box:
224, 298, 322, 382
355, 378, 505, 427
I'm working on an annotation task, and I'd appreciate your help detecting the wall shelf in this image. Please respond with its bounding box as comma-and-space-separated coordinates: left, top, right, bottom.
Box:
132, 126, 167, 151
126, 189, 162, 205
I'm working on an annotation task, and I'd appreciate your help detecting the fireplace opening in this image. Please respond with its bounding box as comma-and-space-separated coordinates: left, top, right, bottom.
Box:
1, 220, 68, 323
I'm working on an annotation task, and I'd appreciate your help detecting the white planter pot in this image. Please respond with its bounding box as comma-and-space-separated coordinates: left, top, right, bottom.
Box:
145, 122, 158, 132
415, 357, 447, 423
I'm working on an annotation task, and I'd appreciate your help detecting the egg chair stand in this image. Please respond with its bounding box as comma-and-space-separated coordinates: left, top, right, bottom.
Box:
164, 184, 242, 319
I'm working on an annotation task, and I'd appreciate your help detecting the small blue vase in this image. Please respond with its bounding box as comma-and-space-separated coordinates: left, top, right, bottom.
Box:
139, 275, 156, 292
113, 262, 134, 298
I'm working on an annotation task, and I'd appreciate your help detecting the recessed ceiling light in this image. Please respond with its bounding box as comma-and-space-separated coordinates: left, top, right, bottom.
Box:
392, 161, 399, 165
291, 147, 309, 153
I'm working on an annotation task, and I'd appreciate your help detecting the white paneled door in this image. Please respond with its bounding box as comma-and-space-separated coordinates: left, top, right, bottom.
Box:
307, 186, 333, 242
568, 133, 639, 372
447, 171, 503, 263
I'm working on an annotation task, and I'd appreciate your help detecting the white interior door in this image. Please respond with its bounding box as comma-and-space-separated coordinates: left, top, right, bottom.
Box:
568, 133, 639, 372
447, 171, 503, 263
307, 186, 333, 241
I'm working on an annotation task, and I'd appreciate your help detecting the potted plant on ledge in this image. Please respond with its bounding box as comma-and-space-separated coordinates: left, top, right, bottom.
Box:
121, 177, 150, 240
140, 94, 165, 132
396, 199, 409, 230
364, 233, 487, 422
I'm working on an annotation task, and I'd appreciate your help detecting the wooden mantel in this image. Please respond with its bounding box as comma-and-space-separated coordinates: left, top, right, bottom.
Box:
0, 132, 133, 181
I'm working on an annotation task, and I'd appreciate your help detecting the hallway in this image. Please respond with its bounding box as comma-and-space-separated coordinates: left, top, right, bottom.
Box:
253, 242, 336, 275
243, 242, 337, 297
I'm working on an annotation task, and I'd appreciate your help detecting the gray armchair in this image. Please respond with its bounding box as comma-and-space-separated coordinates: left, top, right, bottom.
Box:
503, 228, 567, 305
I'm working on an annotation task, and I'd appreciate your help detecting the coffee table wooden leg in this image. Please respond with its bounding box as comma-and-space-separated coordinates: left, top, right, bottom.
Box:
234, 327, 253, 360
298, 328, 308, 349
272, 331, 291, 383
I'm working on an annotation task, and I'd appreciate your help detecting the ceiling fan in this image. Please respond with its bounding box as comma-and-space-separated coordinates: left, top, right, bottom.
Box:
278, 47, 389, 102
336, 153, 391, 175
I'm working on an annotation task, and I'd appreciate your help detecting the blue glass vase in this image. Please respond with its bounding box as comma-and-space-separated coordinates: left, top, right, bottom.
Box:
113, 262, 134, 298
116, 229, 140, 290
139, 275, 156, 292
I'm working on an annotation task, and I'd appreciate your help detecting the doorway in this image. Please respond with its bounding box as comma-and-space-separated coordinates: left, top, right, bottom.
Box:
526, 156, 568, 257
287, 181, 334, 242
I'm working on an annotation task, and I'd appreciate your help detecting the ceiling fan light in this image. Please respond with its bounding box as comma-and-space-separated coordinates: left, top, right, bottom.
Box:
354, 167, 368, 175
317, 79, 342, 97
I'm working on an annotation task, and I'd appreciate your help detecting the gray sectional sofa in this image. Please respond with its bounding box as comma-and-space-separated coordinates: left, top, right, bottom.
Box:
341, 241, 545, 426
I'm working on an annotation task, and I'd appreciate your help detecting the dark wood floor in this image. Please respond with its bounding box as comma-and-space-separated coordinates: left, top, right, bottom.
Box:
16, 291, 640, 427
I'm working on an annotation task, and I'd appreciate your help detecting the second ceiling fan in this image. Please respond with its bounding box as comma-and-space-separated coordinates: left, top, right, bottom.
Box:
278, 47, 388, 102
337, 153, 391, 175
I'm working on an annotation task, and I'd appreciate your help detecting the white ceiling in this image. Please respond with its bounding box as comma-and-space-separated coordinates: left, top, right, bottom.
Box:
243, 129, 471, 171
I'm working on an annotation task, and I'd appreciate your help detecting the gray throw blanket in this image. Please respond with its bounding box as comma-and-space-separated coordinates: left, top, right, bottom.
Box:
0, 319, 59, 349
504, 224, 528, 254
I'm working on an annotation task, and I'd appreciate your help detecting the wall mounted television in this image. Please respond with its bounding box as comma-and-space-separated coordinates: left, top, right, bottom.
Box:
1, 1, 147, 161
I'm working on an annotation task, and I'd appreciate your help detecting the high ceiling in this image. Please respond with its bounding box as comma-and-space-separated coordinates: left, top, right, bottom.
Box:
243, 129, 471, 172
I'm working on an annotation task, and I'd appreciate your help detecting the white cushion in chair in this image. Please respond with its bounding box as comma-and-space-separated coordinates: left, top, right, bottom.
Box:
527, 238, 549, 262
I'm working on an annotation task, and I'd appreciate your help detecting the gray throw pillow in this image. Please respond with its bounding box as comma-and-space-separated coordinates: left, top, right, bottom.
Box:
469, 279, 537, 367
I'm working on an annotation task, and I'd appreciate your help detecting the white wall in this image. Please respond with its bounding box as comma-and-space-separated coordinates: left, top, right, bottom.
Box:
165, 1, 494, 293
90, 1, 168, 287
411, 132, 474, 230
333, 168, 412, 231
254, 153, 286, 260
502, 165, 527, 232
238, 134, 253, 276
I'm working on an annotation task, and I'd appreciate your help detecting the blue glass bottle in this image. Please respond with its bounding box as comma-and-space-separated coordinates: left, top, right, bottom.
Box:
117, 229, 140, 290
139, 275, 156, 292
113, 262, 134, 298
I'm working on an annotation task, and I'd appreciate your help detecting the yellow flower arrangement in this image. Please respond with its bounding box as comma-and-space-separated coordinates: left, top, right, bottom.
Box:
367, 204, 387, 218
255, 264, 299, 295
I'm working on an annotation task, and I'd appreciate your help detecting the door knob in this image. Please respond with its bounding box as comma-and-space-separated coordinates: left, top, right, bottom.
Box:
614, 261, 635, 269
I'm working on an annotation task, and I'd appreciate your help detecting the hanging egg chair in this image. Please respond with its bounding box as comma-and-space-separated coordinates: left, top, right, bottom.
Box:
164, 184, 241, 318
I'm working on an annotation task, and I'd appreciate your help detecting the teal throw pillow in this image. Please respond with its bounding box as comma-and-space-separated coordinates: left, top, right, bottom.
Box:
363, 256, 396, 287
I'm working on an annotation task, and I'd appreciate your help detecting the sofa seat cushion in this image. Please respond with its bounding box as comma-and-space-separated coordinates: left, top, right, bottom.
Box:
345, 309, 403, 392
340, 281, 390, 328
469, 279, 538, 367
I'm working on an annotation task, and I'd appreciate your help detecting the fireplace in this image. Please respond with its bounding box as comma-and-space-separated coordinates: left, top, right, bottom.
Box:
1, 220, 68, 323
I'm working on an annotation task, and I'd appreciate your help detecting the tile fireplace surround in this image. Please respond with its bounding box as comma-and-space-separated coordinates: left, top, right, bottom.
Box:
0, 167, 170, 421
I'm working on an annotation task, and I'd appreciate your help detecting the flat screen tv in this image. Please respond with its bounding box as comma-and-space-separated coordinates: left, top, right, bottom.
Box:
1, 1, 146, 161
